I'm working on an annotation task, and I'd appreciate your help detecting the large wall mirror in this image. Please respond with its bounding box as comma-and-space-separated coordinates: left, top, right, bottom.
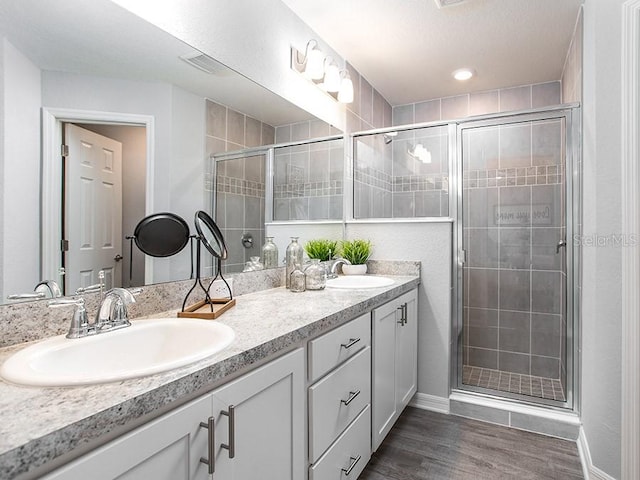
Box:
0, 0, 331, 304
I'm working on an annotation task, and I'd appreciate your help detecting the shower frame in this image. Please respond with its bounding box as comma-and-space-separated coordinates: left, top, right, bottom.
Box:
451, 105, 581, 411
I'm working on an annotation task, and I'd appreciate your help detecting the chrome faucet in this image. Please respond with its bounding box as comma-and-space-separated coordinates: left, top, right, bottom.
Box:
49, 287, 140, 339
328, 257, 352, 279
95, 288, 137, 330
34, 280, 63, 298
7, 280, 63, 301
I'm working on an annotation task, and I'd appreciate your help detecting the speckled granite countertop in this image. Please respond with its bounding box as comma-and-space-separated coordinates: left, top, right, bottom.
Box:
0, 275, 419, 479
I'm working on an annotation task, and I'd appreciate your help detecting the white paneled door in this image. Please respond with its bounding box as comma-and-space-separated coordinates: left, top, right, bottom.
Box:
65, 124, 122, 293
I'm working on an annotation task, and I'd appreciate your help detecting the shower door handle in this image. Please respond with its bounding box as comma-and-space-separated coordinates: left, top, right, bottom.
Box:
556, 239, 566, 254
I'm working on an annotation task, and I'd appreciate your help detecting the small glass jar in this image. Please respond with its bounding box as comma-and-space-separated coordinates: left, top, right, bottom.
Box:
249, 256, 264, 270
261, 236, 278, 269
242, 261, 254, 272
290, 265, 306, 292
305, 259, 326, 290
285, 237, 304, 289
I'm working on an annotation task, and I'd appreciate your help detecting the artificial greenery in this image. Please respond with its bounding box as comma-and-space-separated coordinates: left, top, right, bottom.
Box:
304, 239, 338, 261
339, 239, 372, 265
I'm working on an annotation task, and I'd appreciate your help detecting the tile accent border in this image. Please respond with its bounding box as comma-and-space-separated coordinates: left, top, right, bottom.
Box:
463, 165, 564, 188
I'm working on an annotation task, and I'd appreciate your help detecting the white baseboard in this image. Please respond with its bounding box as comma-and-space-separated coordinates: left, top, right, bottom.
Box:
409, 392, 450, 414
577, 427, 617, 480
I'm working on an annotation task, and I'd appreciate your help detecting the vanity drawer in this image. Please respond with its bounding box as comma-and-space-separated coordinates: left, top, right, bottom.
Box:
309, 346, 371, 462
309, 405, 371, 480
308, 312, 370, 382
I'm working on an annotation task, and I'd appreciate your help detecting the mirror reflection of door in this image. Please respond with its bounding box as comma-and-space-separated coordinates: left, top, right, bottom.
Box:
63, 124, 123, 293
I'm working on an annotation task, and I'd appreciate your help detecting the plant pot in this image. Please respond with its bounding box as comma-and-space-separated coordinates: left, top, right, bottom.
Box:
341, 264, 367, 275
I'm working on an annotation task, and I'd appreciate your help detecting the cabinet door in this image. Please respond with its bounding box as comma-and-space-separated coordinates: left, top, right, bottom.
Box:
210, 348, 305, 480
396, 289, 418, 409
371, 298, 400, 451
43, 395, 211, 480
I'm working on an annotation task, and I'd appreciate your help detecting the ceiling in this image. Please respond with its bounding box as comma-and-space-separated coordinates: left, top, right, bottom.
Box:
282, 0, 583, 106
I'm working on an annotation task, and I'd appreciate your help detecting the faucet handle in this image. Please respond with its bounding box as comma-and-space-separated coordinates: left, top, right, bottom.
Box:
49, 298, 89, 339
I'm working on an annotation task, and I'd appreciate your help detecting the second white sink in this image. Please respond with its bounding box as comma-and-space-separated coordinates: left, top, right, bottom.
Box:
0, 318, 235, 387
326, 275, 395, 289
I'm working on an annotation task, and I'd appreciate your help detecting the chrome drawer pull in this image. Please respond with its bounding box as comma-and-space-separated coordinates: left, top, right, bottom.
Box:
340, 390, 361, 406
199, 416, 215, 474
340, 337, 361, 349
220, 405, 235, 458
341, 455, 362, 476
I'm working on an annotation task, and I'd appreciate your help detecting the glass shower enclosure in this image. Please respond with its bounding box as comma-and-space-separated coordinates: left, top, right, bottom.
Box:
455, 108, 579, 407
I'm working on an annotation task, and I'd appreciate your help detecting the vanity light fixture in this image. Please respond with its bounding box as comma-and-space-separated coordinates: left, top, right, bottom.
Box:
409, 143, 432, 164
453, 68, 475, 81
291, 40, 354, 103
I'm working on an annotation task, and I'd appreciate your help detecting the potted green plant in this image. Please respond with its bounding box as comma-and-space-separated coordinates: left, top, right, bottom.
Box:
304, 239, 338, 261
339, 239, 372, 275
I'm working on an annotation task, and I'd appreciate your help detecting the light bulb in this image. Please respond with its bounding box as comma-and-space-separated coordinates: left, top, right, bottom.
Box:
338, 75, 354, 103
322, 63, 341, 92
304, 46, 324, 80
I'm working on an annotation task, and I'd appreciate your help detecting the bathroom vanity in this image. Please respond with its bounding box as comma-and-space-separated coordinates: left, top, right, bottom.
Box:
0, 274, 419, 479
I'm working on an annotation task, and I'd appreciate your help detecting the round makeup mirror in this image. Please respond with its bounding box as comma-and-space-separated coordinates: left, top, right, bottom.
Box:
133, 212, 190, 257
194, 210, 227, 259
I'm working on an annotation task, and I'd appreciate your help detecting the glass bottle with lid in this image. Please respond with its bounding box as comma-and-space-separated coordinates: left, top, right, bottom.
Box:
305, 259, 326, 290
285, 237, 303, 289
261, 236, 278, 269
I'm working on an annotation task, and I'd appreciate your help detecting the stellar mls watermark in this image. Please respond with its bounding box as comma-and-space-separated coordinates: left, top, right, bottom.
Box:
573, 234, 639, 247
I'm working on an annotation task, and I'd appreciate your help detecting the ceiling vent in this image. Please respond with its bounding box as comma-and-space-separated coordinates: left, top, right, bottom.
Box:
434, 0, 468, 8
179, 52, 228, 75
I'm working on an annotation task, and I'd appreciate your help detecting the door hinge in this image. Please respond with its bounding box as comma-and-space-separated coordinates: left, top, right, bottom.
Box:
61, 144, 69, 157
60, 239, 69, 252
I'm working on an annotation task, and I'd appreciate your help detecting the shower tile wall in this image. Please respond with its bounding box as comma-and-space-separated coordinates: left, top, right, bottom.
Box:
206, 99, 275, 273
462, 117, 566, 381
387, 81, 561, 220
272, 115, 346, 222
354, 125, 449, 219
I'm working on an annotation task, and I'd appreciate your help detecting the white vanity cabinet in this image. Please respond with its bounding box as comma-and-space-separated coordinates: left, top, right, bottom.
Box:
372, 288, 418, 450
43, 348, 305, 480
307, 312, 372, 480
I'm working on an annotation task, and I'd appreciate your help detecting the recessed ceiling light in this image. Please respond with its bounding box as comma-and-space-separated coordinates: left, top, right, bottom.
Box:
453, 68, 474, 81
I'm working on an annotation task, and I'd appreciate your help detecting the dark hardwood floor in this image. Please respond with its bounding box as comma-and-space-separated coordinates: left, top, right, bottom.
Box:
360, 407, 584, 480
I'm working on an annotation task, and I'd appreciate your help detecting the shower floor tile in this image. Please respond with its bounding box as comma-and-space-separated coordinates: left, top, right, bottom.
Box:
462, 365, 566, 402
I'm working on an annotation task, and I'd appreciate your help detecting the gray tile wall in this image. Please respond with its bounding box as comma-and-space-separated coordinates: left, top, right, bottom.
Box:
206, 99, 275, 273
388, 81, 561, 220
272, 119, 343, 222
462, 117, 567, 381
354, 125, 449, 218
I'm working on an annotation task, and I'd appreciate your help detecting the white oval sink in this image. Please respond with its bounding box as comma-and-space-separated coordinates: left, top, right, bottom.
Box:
0, 318, 235, 387
326, 275, 395, 289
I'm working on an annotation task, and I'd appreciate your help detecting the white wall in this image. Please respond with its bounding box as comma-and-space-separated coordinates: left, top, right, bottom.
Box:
168, 85, 205, 282
581, 0, 623, 477
1, 39, 41, 300
347, 222, 453, 398
41, 71, 205, 284
109, 0, 346, 130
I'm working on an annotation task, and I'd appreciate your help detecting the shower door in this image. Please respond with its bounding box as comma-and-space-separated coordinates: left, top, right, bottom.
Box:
457, 109, 577, 407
